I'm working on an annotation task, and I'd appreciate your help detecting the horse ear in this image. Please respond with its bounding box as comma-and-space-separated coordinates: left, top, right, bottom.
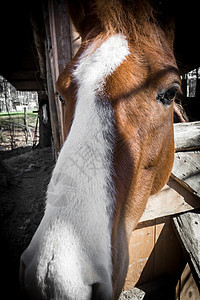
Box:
66, 0, 96, 38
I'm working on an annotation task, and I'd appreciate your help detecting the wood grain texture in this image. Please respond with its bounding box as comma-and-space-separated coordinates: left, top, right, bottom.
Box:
176, 263, 199, 300
139, 178, 200, 223
174, 122, 200, 151
173, 211, 200, 289
171, 152, 200, 198
125, 217, 182, 290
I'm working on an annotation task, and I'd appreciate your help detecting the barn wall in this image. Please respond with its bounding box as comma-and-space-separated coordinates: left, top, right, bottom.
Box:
124, 216, 184, 290
43, 0, 73, 154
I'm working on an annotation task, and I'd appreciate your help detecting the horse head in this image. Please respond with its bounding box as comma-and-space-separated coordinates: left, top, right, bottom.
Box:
20, 1, 181, 299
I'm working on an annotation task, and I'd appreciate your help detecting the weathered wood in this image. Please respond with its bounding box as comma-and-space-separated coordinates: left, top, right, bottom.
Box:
48, 0, 71, 148
43, 0, 73, 154
124, 177, 200, 291
174, 121, 200, 151
120, 287, 145, 300
48, 0, 72, 77
176, 263, 199, 300
139, 178, 200, 223
171, 151, 200, 198
44, 16, 62, 155
122, 276, 181, 300
125, 216, 184, 290
173, 211, 200, 290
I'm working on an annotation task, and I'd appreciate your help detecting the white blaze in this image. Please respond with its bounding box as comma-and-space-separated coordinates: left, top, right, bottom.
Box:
20, 34, 129, 299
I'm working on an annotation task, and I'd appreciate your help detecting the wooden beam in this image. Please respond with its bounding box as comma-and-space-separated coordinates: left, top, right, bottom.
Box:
176, 263, 199, 300
174, 121, 200, 152
46, 0, 74, 152
120, 287, 145, 299
45, 38, 61, 156
139, 178, 200, 224
173, 211, 200, 290
171, 151, 200, 198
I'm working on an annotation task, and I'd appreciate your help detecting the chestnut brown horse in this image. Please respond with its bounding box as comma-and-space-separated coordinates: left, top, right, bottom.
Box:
20, 1, 181, 299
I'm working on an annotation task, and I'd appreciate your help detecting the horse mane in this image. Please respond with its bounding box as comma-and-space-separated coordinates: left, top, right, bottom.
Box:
67, 0, 174, 48
94, 0, 154, 37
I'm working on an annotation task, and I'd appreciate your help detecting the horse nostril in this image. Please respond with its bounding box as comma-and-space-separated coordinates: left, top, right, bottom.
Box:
91, 283, 100, 299
91, 282, 112, 300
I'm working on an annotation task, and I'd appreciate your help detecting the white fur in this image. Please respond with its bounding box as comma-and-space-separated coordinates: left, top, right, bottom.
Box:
20, 34, 129, 299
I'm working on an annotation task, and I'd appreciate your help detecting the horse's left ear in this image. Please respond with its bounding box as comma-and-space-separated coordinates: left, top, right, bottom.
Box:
66, 0, 97, 39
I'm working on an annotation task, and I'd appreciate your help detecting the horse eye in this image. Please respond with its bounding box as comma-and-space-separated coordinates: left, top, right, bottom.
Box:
157, 86, 178, 105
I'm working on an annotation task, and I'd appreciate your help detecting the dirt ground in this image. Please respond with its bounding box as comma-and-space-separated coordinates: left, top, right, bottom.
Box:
0, 146, 55, 298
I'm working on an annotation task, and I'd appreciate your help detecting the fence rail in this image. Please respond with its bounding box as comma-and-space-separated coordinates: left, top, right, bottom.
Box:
0, 114, 39, 151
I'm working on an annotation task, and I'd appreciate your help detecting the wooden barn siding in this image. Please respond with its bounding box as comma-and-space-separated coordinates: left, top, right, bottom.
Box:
174, 122, 200, 152
47, 0, 71, 152
124, 175, 200, 290
125, 216, 183, 290
44, 4, 61, 155
172, 151, 200, 198
173, 211, 200, 290
44, 0, 81, 155
175, 263, 200, 300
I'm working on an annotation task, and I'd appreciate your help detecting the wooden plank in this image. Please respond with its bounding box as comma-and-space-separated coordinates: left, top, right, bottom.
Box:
43, 2, 63, 156
125, 217, 183, 290
139, 178, 200, 223
48, 0, 67, 147
173, 211, 200, 290
171, 151, 200, 198
174, 121, 200, 151
153, 220, 182, 280
48, 0, 72, 76
176, 263, 199, 300
45, 0, 73, 153
45, 38, 61, 155
122, 275, 179, 300
125, 224, 155, 289
120, 287, 145, 300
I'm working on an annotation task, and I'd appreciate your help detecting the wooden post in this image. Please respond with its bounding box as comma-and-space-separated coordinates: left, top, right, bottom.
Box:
174, 121, 200, 152
43, 0, 74, 155
175, 263, 199, 300
48, 0, 72, 76
173, 211, 200, 291
171, 151, 200, 198
45, 36, 61, 155
24, 107, 28, 144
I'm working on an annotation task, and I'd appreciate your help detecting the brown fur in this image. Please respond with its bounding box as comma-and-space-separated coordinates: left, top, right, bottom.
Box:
56, 1, 181, 298
105, 37, 179, 295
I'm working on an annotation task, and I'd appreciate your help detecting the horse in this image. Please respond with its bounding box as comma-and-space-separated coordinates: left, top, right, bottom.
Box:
20, 1, 181, 299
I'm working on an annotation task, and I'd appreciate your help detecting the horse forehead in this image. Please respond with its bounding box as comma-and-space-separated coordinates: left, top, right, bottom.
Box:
73, 34, 130, 85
